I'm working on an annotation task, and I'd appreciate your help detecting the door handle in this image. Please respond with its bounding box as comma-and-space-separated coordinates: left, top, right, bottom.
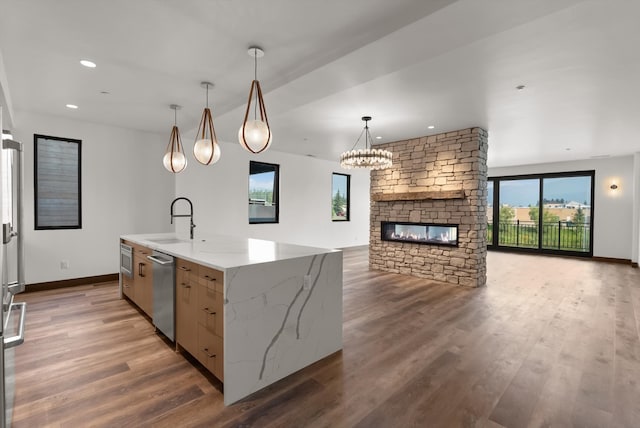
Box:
4, 302, 27, 348
147, 255, 173, 265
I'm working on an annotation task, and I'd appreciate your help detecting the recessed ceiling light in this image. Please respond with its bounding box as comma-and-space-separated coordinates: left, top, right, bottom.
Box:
565, 148, 571, 151
80, 60, 96, 68
375, 136, 382, 140
516, 84, 526, 90
427, 125, 435, 129
66, 104, 79, 109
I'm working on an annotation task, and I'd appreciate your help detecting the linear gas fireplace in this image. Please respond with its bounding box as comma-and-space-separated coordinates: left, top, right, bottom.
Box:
381, 221, 458, 247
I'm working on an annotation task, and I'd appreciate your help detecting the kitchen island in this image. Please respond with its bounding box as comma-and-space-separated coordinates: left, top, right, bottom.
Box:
119, 233, 343, 405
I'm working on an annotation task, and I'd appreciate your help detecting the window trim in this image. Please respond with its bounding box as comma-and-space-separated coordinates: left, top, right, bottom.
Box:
248, 160, 279, 224
34, 134, 82, 230
331, 172, 350, 222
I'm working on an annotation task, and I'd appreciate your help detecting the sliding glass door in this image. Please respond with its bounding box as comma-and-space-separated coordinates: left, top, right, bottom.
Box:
488, 171, 594, 257
541, 176, 592, 251
497, 178, 539, 249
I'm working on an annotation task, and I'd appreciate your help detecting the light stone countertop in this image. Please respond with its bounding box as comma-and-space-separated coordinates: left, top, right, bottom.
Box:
120, 233, 339, 271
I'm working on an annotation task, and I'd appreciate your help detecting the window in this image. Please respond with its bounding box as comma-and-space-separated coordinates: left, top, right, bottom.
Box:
249, 161, 279, 224
488, 170, 594, 256
34, 134, 82, 229
332, 173, 350, 221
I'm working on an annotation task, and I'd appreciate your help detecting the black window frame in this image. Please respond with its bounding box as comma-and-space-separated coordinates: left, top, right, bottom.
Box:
249, 161, 280, 224
487, 170, 595, 257
34, 134, 82, 230
331, 172, 351, 222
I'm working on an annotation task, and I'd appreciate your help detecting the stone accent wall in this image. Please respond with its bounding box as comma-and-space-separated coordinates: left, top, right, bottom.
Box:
369, 128, 488, 287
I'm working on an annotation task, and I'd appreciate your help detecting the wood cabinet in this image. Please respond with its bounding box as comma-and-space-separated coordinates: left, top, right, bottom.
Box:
197, 324, 224, 380
133, 252, 153, 316
175, 258, 198, 357
122, 240, 153, 318
175, 258, 224, 382
122, 270, 135, 300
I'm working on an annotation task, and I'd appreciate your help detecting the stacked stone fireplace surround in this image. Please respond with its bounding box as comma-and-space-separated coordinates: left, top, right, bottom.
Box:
369, 127, 488, 287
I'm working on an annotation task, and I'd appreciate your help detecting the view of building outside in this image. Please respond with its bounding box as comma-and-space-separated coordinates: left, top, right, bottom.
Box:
249, 162, 278, 223
487, 175, 592, 252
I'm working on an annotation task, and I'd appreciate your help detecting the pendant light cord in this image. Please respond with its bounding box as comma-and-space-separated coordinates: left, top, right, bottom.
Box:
347, 119, 371, 151
254, 49, 258, 120
364, 120, 372, 150
206, 83, 209, 108
174, 107, 177, 126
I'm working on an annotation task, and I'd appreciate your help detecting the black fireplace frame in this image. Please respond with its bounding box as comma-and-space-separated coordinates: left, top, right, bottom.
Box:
381, 221, 459, 247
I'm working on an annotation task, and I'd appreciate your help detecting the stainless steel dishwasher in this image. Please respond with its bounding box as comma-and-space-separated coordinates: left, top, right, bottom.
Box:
147, 251, 175, 341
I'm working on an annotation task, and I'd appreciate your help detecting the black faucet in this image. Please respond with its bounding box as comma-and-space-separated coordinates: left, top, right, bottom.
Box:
170, 197, 195, 239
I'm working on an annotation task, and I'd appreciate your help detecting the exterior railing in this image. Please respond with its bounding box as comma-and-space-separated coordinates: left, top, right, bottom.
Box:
487, 220, 590, 252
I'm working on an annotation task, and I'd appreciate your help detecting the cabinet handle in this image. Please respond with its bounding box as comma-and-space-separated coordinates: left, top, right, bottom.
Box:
181, 283, 191, 289
138, 262, 145, 277
179, 266, 191, 272
203, 348, 216, 358
203, 275, 216, 282
202, 307, 216, 315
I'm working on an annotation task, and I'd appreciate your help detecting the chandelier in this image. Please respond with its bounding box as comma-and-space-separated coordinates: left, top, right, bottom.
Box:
340, 116, 392, 170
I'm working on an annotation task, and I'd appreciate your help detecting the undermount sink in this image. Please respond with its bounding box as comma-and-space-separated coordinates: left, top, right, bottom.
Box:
146, 238, 190, 244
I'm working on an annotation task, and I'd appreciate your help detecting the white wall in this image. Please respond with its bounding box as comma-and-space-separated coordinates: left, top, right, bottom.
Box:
489, 155, 634, 260
632, 153, 640, 264
13, 111, 174, 284
175, 140, 370, 249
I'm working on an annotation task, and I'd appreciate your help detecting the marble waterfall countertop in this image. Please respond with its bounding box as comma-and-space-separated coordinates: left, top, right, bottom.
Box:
121, 232, 343, 405
120, 232, 340, 270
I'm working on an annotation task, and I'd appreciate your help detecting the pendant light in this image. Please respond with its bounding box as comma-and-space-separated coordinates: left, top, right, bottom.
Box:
340, 116, 393, 170
163, 104, 187, 173
238, 47, 272, 154
194, 81, 221, 165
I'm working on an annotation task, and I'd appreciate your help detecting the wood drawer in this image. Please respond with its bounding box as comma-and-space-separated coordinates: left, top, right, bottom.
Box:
127, 242, 151, 257
197, 285, 224, 337
176, 259, 198, 279
197, 265, 223, 294
197, 324, 224, 381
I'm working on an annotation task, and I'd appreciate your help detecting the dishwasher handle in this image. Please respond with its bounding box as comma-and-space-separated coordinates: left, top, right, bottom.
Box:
147, 255, 173, 265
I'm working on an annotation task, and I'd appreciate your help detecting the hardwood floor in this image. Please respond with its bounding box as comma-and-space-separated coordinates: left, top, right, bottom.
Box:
11, 248, 640, 427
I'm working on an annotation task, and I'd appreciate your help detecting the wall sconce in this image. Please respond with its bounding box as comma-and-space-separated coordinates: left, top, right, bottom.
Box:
610, 183, 618, 190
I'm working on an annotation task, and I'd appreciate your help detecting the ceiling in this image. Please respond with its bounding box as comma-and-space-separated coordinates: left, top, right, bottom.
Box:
1, 0, 639, 168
